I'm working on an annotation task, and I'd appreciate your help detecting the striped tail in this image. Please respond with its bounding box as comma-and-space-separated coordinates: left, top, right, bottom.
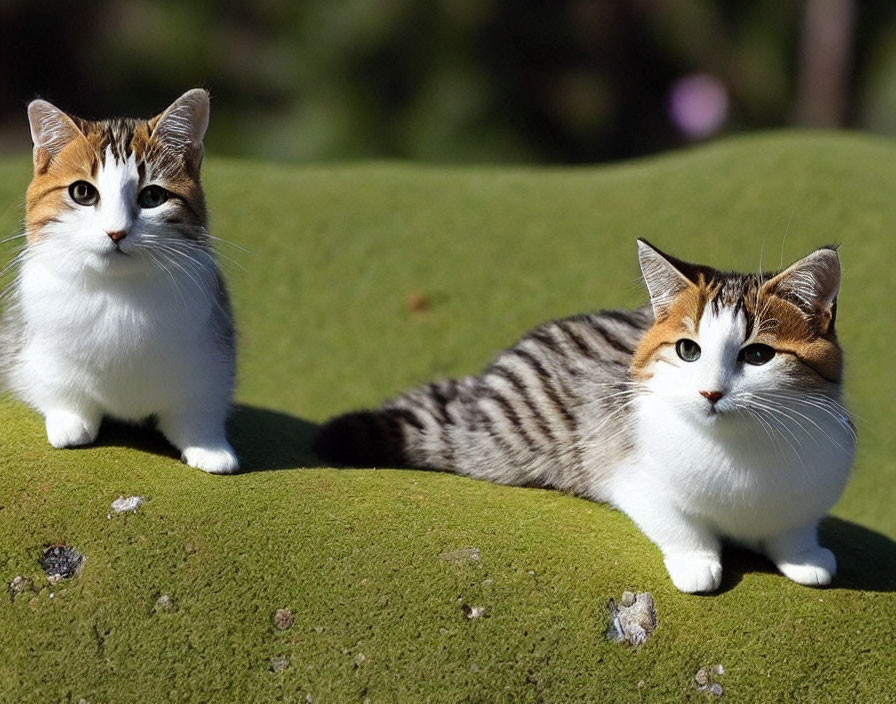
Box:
313, 378, 477, 469
312, 408, 419, 468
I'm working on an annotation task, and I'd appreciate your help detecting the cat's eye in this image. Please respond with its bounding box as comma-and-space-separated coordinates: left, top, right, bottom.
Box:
740, 343, 776, 366
68, 181, 99, 206
675, 339, 701, 362
137, 185, 169, 209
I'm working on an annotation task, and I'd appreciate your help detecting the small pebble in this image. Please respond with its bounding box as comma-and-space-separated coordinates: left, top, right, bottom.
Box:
269, 656, 289, 673
464, 605, 487, 620
693, 664, 725, 697
620, 591, 636, 607
606, 592, 657, 647
353, 653, 366, 667
154, 594, 176, 612
9, 576, 33, 599
109, 496, 146, 516
273, 608, 294, 631
439, 547, 481, 565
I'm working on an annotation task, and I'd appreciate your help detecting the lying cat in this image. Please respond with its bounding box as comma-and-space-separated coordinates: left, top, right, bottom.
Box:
0, 89, 238, 474
315, 240, 855, 592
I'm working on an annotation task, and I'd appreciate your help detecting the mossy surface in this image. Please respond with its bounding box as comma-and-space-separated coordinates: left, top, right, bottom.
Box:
1, 132, 895, 702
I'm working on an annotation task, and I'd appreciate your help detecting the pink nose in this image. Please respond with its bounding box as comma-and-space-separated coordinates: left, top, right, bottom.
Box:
107, 230, 127, 243
700, 390, 724, 404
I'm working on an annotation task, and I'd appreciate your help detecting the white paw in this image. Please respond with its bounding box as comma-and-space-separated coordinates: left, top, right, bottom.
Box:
182, 445, 240, 474
776, 547, 836, 586
664, 553, 723, 593
45, 410, 99, 448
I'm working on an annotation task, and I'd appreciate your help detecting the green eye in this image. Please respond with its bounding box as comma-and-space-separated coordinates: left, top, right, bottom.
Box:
675, 339, 701, 362
138, 185, 169, 209
740, 343, 776, 366
68, 180, 98, 206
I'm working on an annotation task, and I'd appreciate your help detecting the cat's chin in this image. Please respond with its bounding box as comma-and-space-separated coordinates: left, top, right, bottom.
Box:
687, 405, 733, 428
84, 249, 149, 277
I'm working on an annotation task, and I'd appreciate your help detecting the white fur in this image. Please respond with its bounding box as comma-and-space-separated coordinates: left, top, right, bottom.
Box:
9, 154, 237, 474
604, 307, 854, 592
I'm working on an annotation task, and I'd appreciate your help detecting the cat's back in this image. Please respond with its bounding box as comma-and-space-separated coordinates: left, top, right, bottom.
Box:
501, 306, 652, 372
494, 305, 654, 406
427, 305, 654, 493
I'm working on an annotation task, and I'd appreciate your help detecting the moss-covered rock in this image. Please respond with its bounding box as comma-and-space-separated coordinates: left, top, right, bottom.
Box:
1, 132, 895, 702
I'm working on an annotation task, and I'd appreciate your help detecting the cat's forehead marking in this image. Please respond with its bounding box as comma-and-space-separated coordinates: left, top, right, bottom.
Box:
84, 119, 147, 163
697, 305, 746, 356
96, 146, 138, 203
700, 273, 767, 339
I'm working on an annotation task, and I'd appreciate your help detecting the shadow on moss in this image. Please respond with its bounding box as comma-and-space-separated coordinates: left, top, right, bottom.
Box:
228, 404, 321, 471
86, 403, 321, 472
715, 517, 896, 594
821, 518, 896, 592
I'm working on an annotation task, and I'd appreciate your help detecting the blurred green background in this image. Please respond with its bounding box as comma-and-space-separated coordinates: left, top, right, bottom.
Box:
2, 0, 896, 164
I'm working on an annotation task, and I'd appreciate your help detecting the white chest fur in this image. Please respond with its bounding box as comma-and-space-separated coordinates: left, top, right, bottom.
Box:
627, 395, 854, 542
13, 255, 230, 422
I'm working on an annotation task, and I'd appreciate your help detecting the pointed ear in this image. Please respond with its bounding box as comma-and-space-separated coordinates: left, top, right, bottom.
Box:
761, 247, 841, 332
637, 238, 696, 315
27, 99, 83, 165
150, 88, 210, 151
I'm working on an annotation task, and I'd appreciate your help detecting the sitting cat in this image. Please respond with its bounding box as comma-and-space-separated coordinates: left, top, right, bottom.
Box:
0, 89, 238, 474
315, 240, 855, 592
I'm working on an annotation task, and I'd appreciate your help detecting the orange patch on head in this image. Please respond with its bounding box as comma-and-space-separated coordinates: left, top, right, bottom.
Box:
25, 135, 99, 242
753, 294, 842, 384
632, 281, 709, 378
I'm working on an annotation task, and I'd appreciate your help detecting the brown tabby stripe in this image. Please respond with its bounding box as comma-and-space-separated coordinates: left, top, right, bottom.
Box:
504, 349, 577, 431
388, 407, 425, 432
480, 387, 541, 453
486, 365, 556, 443
584, 318, 635, 356
473, 400, 524, 457
554, 319, 594, 357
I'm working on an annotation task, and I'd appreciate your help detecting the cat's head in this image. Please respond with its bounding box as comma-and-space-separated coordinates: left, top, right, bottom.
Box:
24, 89, 210, 276
632, 239, 843, 426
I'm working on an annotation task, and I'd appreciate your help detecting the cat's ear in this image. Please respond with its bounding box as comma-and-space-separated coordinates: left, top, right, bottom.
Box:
27, 99, 83, 166
637, 238, 698, 315
150, 88, 210, 152
761, 246, 841, 332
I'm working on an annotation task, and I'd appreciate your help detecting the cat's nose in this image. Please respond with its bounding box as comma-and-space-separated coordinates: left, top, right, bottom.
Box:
107, 230, 128, 243
700, 390, 724, 404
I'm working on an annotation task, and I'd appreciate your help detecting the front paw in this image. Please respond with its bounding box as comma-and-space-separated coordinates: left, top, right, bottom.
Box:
664, 553, 723, 593
45, 410, 99, 448
775, 547, 836, 586
182, 445, 240, 475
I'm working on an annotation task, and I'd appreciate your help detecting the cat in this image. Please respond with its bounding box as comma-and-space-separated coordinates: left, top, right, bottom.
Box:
314, 239, 856, 593
0, 89, 239, 474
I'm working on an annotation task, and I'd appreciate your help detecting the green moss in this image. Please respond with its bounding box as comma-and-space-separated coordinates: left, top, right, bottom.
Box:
2, 132, 895, 702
